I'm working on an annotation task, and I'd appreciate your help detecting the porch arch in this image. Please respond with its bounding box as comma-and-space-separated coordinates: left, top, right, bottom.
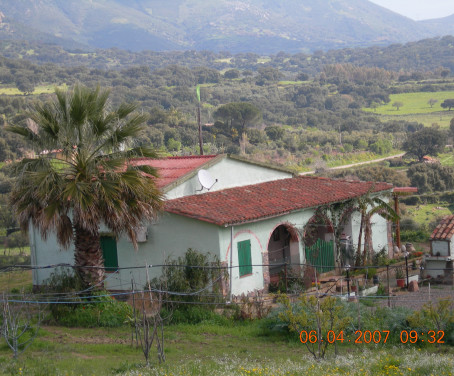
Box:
267, 223, 301, 284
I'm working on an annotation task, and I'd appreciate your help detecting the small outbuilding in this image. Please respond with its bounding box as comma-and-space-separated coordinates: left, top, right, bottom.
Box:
426, 215, 454, 284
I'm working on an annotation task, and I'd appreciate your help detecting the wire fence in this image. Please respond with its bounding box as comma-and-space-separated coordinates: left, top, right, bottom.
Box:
0, 257, 452, 309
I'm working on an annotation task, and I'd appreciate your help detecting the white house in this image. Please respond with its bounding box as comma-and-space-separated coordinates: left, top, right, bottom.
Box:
29, 154, 395, 295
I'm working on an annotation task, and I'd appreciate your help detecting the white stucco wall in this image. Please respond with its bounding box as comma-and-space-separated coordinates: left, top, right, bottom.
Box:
105, 213, 222, 290
166, 157, 292, 199
218, 210, 314, 296
30, 213, 221, 290
424, 260, 449, 279
349, 196, 391, 255
29, 223, 75, 286
431, 240, 450, 257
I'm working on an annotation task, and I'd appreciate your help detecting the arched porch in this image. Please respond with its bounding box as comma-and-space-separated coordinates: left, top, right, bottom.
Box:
267, 223, 300, 285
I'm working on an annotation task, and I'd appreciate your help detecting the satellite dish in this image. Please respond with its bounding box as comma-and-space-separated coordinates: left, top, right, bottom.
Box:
197, 169, 217, 191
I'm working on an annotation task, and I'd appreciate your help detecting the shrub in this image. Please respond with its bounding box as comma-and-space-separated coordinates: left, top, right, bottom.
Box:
54, 294, 132, 328
44, 268, 131, 327
151, 249, 226, 323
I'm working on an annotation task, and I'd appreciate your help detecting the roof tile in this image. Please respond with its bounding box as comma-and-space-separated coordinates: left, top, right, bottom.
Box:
165, 176, 393, 226
430, 215, 454, 240
130, 155, 218, 188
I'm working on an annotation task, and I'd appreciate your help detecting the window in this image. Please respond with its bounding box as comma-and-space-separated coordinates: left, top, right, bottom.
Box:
100, 236, 118, 272
238, 239, 252, 277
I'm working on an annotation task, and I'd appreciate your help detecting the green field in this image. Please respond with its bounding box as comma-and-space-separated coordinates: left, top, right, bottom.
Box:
0, 322, 453, 375
363, 91, 454, 117
439, 152, 454, 167
0, 84, 66, 96
404, 203, 453, 226
380, 112, 453, 128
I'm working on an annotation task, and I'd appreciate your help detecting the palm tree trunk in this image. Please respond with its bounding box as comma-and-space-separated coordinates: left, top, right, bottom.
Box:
74, 225, 105, 289
356, 212, 365, 266
362, 217, 371, 265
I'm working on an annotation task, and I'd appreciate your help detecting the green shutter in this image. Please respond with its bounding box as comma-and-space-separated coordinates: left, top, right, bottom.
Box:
100, 236, 118, 272
238, 240, 252, 277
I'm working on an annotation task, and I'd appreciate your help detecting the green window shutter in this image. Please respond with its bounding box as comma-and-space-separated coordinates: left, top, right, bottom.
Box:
100, 236, 118, 272
238, 240, 252, 277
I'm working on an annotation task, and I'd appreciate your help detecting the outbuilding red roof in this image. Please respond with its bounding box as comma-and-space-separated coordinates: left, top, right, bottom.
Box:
130, 155, 219, 189
430, 215, 454, 241
165, 176, 393, 226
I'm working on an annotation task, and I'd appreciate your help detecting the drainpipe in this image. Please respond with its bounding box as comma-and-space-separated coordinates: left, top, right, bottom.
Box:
229, 225, 234, 302
29, 223, 37, 290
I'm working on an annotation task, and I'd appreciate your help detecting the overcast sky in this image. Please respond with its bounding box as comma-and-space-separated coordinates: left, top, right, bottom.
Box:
369, 0, 454, 20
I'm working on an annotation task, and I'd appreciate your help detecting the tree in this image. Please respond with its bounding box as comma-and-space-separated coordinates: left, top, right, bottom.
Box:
428, 98, 438, 108
402, 127, 445, 162
392, 101, 403, 111
223, 69, 240, 79
213, 102, 262, 139
8, 85, 163, 288
407, 163, 454, 193
441, 99, 454, 111
354, 193, 398, 266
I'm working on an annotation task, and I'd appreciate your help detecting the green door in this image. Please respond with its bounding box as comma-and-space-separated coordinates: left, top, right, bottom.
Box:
100, 236, 118, 272
305, 239, 335, 273
238, 240, 252, 277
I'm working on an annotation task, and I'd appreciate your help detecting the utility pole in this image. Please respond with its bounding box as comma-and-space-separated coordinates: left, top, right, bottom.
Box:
196, 85, 203, 155
197, 103, 203, 156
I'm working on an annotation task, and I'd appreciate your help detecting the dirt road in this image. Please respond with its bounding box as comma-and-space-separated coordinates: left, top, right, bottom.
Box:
300, 153, 405, 176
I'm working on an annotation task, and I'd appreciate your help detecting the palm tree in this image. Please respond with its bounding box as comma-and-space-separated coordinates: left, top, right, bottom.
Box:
354, 192, 399, 266
8, 85, 163, 288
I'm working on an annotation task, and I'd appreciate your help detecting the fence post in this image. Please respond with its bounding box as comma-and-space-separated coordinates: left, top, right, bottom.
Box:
386, 265, 390, 308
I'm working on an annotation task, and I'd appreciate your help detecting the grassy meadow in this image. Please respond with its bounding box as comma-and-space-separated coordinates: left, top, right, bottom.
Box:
379, 113, 453, 128
363, 91, 454, 116
0, 322, 453, 376
0, 84, 66, 96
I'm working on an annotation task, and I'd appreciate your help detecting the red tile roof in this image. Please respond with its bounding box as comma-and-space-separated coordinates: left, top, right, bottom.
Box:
430, 215, 454, 241
165, 176, 393, 226
130, 155, 218, 189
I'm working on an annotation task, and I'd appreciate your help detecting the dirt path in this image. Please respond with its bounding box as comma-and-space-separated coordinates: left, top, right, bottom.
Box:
300, 153, 405, 176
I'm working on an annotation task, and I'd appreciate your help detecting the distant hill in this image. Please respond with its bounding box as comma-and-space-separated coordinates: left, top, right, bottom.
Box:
0, 0, 451, 54
420, 14, 454, 37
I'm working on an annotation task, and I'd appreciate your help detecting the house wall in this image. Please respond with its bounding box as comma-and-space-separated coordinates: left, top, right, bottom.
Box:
29, 223, 75, 286
166, 158, 292, 199
432, 240, 450, 256
106, 212, 222, 290
424, 260, 450, 279
218, 210, 314, 296
348, 199, 391, 255
30, 213, 221, 290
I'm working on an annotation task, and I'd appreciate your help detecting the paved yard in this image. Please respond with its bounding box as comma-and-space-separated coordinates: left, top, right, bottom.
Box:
378, 284, 454, 310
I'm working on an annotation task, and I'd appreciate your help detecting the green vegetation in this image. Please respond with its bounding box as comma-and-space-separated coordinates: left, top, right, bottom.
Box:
380, 113, 452, 128
0, 84, 63, 96
404, 203, 452, 227
364, 91, 454, 115
0, 306, 453, 375
0, 270, 32, 292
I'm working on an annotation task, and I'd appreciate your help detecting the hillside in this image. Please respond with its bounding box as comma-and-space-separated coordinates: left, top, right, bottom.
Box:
0, 0, 444, 53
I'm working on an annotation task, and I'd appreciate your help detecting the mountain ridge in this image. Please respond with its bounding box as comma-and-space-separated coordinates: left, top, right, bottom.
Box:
0, 0, 451, 54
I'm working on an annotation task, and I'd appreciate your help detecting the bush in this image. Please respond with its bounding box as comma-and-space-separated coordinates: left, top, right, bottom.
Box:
45, 268, 132, 327
54, 294, 132, 327
151, 249, 226, 322
400, 229, 430, 243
